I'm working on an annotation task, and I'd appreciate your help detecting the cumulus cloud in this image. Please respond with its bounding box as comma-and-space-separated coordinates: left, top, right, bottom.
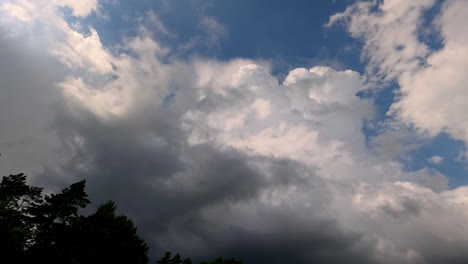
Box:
428, 155, 444, 164
327, 0, 434, 84
329, 0, 468, 146
2, 1, 468, 264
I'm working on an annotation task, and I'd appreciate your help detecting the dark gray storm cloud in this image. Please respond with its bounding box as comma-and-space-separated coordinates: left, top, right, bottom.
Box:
0, 28, 67, 177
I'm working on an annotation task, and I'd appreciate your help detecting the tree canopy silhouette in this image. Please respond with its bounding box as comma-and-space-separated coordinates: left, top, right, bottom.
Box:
0, 173, 148, 264
156, 252, 243, 264
200, 257, 243, 264
157, 251, 192, 264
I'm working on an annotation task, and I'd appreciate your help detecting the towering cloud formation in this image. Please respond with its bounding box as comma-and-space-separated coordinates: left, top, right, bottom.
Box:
1, 0, 468, 263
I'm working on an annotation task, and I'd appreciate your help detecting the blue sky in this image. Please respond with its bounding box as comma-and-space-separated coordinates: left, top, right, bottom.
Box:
80, 0, 361, 70
2, 0, 468, 263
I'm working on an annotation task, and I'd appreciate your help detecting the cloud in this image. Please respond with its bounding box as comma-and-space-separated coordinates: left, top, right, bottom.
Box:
327, 0, 434, 85
55, 0, 98, 17
0, 24, 66, 178
2, 1, 468, 263
391, 0, 468, 142
199, 17, 226, 46
329, 0, 468, 147
144, 10, 172, 36
177, 16, 226, 51
428, 155, 444, 164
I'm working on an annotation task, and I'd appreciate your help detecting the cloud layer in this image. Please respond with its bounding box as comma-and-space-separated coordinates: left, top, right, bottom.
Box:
330, 0, 468, 144
2, 1, 468, 263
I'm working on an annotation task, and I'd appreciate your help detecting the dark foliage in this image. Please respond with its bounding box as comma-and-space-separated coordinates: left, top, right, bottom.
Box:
200, 257, 243, 264
0, 173, 148, 264
156, 252, 243, 264
0, 173, 42, 263
157, 251, 192, 264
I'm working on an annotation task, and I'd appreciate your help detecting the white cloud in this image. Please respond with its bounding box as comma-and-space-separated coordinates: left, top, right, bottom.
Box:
55, 0, 98, 17
51, 27, 114, 73
428, 155, 444, 164
1, 0, 98, 21
327, 0, 434, 85
251, 98, 271, 119
179, 16, 226, 50
329, 0, 468, 148
144, 10, 172, 36
391, 0, 468, 142
1, 0, 35, 22
200, 16, 226, 39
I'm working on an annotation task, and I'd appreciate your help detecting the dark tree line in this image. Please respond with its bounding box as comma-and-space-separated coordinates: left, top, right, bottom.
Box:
157, 252, 243, 264
0, 173, 243, 264
0, 173, 148, 264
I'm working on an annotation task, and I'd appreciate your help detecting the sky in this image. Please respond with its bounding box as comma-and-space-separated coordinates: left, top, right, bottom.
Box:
1, 0, 468, 263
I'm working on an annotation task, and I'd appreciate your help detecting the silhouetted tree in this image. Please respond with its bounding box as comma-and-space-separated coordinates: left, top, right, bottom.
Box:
200, 257, 243, 264
157, 251, 192, 264
0, 173, 148, 264
26, 179, 91, 263
0, 173, 42, 264
69, 201, 149, 264
156, 252, 243, 264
